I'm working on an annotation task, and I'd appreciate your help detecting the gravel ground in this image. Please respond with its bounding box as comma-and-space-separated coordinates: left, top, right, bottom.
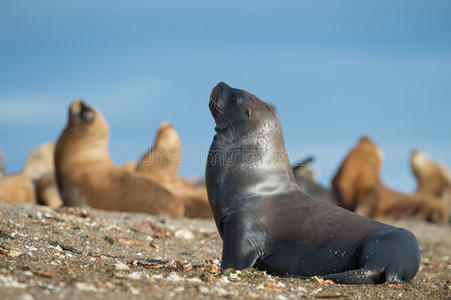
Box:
0, 204, 449, 299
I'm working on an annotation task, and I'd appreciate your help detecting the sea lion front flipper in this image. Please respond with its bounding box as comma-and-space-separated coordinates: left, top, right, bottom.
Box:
220, 218, 260, 270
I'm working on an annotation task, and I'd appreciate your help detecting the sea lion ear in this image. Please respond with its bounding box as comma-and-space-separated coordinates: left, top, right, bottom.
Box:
246, 108, 252, 118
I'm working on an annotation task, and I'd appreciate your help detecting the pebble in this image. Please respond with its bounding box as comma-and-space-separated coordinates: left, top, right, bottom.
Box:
166, 272, 183, 282
127, 272, 142, 280
114, 262, 129, 271
0, 275, 27, 289
174, 229, 195, 240
7, 248, 22, 258
129, 286, 140, 296
199, 286, 209, 294
75, 282, 98, 292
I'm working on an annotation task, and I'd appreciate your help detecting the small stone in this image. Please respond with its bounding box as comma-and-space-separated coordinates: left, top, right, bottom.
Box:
7, 248, 22, 258
166, 272, 182, 282
174, 229, 195, 240
0, 275, 27, 289
75, 282, 98, 292
129, 286, 140, 295
127, 272, 142, 280
20, 295, 34, 300
199, 286, 209, 294
276, 295, 287, 300
114, 262, 129, 271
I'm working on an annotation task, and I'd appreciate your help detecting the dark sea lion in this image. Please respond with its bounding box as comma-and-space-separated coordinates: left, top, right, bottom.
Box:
332, 137, 449, 223
206, 82, 420, 284
292, 157, 337, 205
136, 122, 212, 218
55, 99, 185, 217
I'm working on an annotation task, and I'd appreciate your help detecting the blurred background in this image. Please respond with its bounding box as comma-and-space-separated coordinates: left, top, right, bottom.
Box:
0, 0, 450, 192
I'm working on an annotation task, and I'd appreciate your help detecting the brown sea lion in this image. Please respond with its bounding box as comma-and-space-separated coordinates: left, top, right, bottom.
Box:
22, 142, 63, 208
23, 142, 55, 181
36, 171, 63, 209
411, 150, 451, 198
54, 99, 185, 218
0, 174, 36, 204
0, 144, 4, 178
137, 122, 212, 218
332, 137, 449, 223
120, 161, 138, 172
206, 82, 420, 284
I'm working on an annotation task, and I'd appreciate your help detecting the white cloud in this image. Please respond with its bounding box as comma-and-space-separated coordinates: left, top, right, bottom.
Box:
0, 95, 66, 125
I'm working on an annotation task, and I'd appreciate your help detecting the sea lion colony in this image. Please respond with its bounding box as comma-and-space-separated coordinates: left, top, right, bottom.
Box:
332, 137, 450, 223
0, 83, 449, 284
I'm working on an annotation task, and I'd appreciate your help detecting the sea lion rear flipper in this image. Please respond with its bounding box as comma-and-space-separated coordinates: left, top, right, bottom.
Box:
322, 269, 384, 285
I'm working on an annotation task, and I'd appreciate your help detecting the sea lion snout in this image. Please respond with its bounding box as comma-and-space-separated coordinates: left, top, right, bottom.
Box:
69, 99, 96, 125
209, 82, 230, 116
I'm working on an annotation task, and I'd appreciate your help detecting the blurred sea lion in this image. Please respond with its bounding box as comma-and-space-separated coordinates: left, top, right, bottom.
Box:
0, 144, 36, 204
292, 157, 337, 205
54, 99, 185, 218
36, 171, 62, 208
332, 137, 449, 223
0, 173, 36, 204
0, 144, 4, 178
137, 122, 212, 218
22, 142, 63, 208
411, 150, 451, 198
23, 142, 55, 181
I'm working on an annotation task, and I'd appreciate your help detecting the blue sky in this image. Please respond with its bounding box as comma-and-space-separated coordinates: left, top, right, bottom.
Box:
1, 0, 450, 192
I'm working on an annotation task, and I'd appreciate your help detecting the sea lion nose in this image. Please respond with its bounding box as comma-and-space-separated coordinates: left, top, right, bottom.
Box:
217, 82, 230, 89
210, 82, 231, 104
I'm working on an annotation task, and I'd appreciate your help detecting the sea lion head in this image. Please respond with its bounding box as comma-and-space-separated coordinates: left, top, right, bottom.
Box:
209, 82, 279, 135
68, 99, 97, 127
411, 149, 451, 197
411, 149, 432, 177
55, 99, 111, 171
136, 121, 182, 175
63, 99, 109, 141
207, 82, 295, 211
